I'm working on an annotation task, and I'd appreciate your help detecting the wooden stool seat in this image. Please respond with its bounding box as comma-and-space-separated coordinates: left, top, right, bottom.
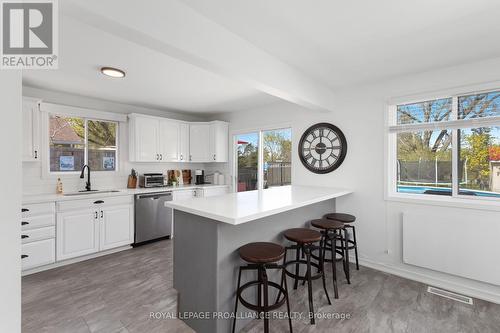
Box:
238, 242, 285, 264
284, 228, 321, 244
311, 219, 344, 230
324, 213, 356, 223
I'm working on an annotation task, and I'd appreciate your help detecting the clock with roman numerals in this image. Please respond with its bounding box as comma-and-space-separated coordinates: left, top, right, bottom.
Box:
298, 123, 347, 174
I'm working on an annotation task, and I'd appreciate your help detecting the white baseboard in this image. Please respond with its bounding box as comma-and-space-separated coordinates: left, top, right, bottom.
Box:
353, 256, 500, 305
22, 245, 132, 276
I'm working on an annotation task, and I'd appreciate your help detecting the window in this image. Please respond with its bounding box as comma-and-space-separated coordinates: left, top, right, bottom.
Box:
49, 114, 118, 173
389, 90, 500, 199
234, 128, 291, 192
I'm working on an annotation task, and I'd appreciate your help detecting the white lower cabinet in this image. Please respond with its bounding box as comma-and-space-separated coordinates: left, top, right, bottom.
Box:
21, 202, 56, 271
21, 239, 55, 270
57, 208, 100, 261
100, 205, 134, 251
198, 187, 229, 197
56, 196, 133, 261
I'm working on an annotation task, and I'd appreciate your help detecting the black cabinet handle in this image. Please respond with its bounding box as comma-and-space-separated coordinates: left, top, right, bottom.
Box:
21, 255, 28, 259
22, 208, 29, 213
100, 210, 103, 218
94, 211, 98, 219
21, 235, 29, 239
21, 221, 29, 226
94, 200, 104, 204
160, 154, 163, 160
180, 154, 183, 161
34, 150, 38, 159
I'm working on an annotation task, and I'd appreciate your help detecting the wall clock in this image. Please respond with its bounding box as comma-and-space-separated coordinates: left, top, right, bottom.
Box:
298, 122, 347, 174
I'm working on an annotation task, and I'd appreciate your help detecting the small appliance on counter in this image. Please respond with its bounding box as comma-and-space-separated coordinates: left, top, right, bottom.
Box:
195, 169, 207, 185
139, 173, 166, 188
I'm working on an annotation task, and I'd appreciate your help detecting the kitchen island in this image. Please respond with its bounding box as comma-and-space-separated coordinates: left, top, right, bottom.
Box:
167, 185, 352, 333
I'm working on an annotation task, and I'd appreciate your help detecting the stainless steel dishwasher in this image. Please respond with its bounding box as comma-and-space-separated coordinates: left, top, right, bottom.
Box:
134, 191, 173, 246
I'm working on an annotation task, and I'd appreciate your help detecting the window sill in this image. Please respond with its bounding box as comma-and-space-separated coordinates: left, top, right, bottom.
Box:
385, 193, 500, 212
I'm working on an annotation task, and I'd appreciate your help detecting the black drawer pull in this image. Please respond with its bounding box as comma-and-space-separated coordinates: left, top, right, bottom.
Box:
21, 235, 29, 239
21, 255, 28, 259
94, 200, 104, 204
22, 208, 29, 213
21, 221, 29, 226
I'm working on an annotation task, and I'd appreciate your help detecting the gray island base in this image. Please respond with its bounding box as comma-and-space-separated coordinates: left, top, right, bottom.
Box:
173, 198, 337, 333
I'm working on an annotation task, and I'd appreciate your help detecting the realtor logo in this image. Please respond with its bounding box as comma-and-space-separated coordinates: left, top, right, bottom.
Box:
1, 0, 58, 69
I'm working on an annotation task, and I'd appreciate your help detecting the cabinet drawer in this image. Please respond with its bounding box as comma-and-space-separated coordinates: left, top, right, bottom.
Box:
21, 226, 55, 244
22, 202, 55, 217
21, 214, 55, 230
21, 238, 55, 270
57, 195, 133, 212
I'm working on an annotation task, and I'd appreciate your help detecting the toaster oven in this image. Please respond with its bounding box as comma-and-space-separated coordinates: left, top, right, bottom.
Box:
139, 173, 166, 188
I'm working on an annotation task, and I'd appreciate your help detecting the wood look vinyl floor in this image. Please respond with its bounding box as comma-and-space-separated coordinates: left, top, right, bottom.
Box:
22, 240, 500, 333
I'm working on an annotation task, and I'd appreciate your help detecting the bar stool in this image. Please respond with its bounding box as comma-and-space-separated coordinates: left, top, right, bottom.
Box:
324, 213, 359, 271
310, 219, 348, 297
232, 242, 292, 333
281, 228, 331, 325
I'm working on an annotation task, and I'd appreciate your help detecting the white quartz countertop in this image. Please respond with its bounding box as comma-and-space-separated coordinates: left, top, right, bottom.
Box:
166, 185, 352, 225
22, 184, 229, 204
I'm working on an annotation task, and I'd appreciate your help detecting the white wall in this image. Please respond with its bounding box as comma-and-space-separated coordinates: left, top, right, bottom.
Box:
22, 87, 216, 194
211, 57, 500, 303
0, 72, 22, 332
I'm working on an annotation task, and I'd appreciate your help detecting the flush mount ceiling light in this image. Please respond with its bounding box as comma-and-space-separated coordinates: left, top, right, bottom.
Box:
100, 66, 126, 78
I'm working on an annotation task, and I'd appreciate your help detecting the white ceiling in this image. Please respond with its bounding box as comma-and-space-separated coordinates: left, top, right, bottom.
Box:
184, 0, 500, 89
22, 15, 279, 114
23, 0, 500, 113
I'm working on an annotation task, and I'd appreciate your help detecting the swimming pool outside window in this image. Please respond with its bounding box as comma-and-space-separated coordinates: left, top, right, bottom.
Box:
389, 90, 500, 200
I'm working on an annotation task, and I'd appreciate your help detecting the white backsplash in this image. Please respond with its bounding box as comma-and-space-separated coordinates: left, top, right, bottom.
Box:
22, 161, 226, 195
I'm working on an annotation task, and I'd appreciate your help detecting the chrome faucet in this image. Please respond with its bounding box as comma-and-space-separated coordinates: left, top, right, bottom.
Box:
80, 165, 91, 191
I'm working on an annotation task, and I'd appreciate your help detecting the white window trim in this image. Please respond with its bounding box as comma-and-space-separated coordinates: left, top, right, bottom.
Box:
385, 86, 500, 211
40, 102, 126, 179
231, 123, 293, 191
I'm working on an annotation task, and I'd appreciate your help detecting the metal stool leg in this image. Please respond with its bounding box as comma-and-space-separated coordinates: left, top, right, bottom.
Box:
351, 225, 359, 270
319, 236, 332, 305
293, 244, 300, 290
305, 246, 315, 324
232, 267, 243, 333
261, 267, 269, 333
329, 231, 339, 299
282, 265, 293, 333
342, 228, 351, 284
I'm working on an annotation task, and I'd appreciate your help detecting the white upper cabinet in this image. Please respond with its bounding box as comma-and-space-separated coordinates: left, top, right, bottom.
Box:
179, 122, 189, 162
129, 113, 228, 163
130, 115, 159, 162
159, 120, 180, 162
209, 121, 229, 162
22, 97, 40, 162
189, 123, 211, 162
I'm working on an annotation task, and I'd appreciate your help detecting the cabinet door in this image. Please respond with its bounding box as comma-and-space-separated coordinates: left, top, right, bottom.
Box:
202, 187, 229, 197
173, 189, 196, 201
209, 121, 229, 162
158, 120, 180, 162
189, 124, 211, 162
100, 205, 133, 251
179, 123, 190, 162
22, 101, 35, 161
134, 116, 159, 162
57, 209, 99, 261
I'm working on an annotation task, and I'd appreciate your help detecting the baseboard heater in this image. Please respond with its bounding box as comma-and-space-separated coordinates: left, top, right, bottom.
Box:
427, 286, 473, 305
402, 211, 500, 286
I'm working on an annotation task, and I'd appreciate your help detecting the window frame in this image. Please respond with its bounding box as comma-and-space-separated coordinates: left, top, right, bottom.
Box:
39, 102, 125, 179
231, 124, 293, 191
386, 88, 500, 208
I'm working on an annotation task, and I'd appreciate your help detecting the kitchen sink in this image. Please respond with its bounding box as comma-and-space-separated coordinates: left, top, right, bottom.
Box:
63, 190, 122, 196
